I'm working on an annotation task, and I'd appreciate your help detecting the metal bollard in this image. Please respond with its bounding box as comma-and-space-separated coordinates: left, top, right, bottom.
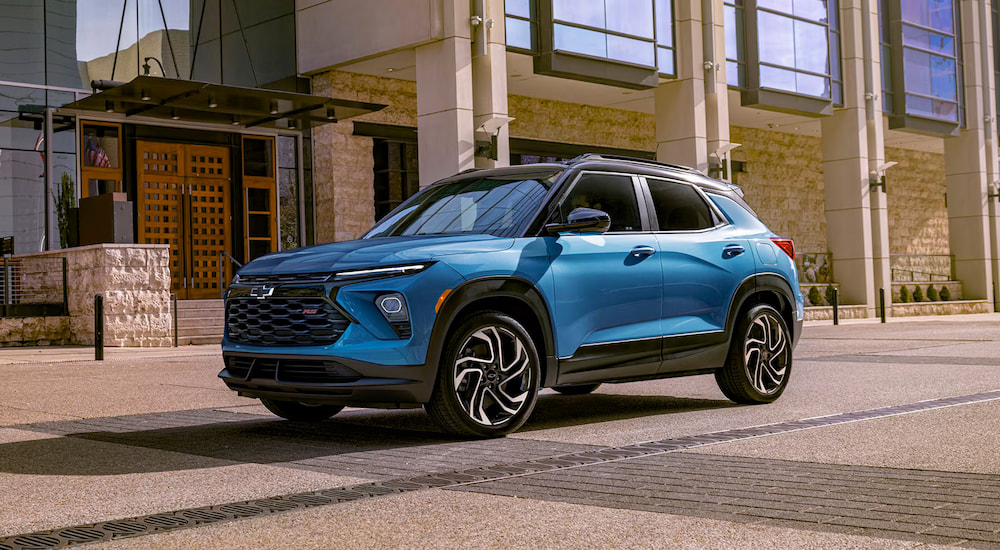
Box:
832, 287, 839, 326
94, 294, 104, 360
879, 288, 886, 324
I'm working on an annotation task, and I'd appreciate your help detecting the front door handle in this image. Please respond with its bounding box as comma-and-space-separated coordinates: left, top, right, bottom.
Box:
630, 245, 656, 257
723, 244, 745, 258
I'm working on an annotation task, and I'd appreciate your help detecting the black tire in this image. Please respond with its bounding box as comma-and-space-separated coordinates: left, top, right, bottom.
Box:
425, 311, 541, 437
260, 398, 344, 422
716, 303, 792, 404
551, 383, 601, 395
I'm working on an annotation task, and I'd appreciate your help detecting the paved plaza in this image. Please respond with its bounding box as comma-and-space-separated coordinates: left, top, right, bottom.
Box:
1, 314, 1000, 549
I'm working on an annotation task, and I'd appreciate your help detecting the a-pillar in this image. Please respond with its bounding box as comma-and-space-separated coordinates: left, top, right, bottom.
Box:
820, 0, 878, 315
415, 0, 475, 186
944, 1, 994, 304
655, 0, 707, 172
472, 0, 510, 169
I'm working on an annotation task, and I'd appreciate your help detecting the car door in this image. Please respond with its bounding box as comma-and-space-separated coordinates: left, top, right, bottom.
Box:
547, 172, 664, 384
643, 176, 758, 369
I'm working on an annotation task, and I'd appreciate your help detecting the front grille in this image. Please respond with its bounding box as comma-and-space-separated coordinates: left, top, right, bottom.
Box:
237, 272, 332, 285
226, 297, 350, 346
225, 355, 362, 383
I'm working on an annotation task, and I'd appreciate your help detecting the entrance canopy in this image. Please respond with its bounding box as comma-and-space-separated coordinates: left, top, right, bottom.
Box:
60, 76, 384, 129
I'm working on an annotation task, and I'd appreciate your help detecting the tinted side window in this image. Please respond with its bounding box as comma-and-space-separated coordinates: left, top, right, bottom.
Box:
559, 173, 641, 232
647, 178, 716, 231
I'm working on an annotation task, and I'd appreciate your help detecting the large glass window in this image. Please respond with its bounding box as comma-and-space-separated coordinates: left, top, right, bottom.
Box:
559, 173, 641, 232
724, 0, 746, 87
883, 0, 962, 131
277, 135, 299, 250
509, 0, 675, 77
373, 139, 420, 222
753, 0, 841, 102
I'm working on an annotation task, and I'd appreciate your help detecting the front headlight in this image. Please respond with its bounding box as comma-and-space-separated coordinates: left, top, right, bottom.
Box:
333, 263, 431, 282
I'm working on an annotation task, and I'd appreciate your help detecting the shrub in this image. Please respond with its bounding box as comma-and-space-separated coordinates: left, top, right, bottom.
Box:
807, 286, 823, 306
825, 284, 836, 306
912, 285, 924, 302
927, 285, 939, 301
940, 286, 952, 301
898, 285, 910, 303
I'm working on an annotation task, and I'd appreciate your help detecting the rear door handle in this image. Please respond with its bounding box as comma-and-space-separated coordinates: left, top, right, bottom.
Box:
630, 245, 656, 257
723, 244, 745, 258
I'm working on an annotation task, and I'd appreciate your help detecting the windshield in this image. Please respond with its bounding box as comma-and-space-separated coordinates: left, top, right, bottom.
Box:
364, 174, 559, 239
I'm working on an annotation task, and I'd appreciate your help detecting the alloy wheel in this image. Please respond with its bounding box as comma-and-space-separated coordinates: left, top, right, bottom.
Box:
453, 325, 532, 427
742, 311, 789, 395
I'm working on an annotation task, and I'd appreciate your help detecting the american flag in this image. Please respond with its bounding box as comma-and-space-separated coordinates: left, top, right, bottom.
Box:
86, 137, 111, 168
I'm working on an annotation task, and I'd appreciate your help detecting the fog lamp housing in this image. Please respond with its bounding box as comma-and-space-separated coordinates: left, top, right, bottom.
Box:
376, 293, 411, 338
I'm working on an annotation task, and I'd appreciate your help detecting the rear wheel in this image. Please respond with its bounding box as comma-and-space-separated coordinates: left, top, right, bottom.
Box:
551, 383, 601, 395
426, 311, 540, 437
260, 398, 344, 422
716, 303, 791, 404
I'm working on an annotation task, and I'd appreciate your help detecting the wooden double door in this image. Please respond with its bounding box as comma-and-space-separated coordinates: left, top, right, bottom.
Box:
135, 141, 247, 299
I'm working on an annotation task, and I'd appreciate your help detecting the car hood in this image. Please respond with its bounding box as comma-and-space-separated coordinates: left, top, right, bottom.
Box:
237, 234, 514, 275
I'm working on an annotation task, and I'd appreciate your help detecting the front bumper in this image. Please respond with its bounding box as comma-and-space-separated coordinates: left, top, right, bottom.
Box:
219, 351, 437, 407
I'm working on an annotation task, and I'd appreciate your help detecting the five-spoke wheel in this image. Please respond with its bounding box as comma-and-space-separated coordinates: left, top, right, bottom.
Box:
426, 311, 540, 437
716, 303, 791, 404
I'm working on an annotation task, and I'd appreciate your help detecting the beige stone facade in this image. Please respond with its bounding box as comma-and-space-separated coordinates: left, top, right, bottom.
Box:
0, 244, 171, 347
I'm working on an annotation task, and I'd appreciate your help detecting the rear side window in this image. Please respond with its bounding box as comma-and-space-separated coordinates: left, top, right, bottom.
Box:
558, 173, 642, 232
646, 178, 717, 231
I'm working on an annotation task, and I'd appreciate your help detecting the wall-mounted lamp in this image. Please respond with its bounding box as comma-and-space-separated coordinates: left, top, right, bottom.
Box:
474, 115, 515, 160
170, 108, 180, 120
104, 100, 114, 113
989, 182, 1000, 202
869, 161, 897, 193
326, 108, 337, 121
208, 96, 218, 109
708, 143, 742, 180
269, 101, 279, 116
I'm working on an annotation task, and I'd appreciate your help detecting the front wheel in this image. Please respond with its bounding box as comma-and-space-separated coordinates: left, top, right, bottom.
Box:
260, 398, 344, 422
716, 303, 792, 404
426, 311, 540, 437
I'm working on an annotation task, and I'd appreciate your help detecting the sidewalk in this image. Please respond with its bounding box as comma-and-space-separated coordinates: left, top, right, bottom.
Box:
0, 344, 221, 365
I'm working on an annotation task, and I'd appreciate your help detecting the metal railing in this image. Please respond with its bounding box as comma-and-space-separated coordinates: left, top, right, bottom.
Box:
797, 252, 833, 284
1, 256, 69, 318
219, 251, 244, 299
890, 254, 954, 282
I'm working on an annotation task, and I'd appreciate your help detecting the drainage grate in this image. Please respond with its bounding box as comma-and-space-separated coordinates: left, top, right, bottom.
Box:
3, 389, 999, 549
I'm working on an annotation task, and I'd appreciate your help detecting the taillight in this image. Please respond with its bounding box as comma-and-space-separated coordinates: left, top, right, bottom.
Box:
771, 237, 795, 260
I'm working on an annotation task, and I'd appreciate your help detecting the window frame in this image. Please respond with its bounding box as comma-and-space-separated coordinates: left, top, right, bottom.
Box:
885, 0, 964, 135
548, 171, 651, 233
640, 175, 728, 233
739, 0, 842, 116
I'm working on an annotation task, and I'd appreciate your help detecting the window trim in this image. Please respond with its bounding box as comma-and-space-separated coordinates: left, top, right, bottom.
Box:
640, 175, 729, 234
547, 170, 652, 233
739, 0, 839, 116
885, 0, 963, 135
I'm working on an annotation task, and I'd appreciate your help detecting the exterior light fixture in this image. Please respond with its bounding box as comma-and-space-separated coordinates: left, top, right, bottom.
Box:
208, 96, 218, 108
170, 109, 180, 120
104, 100, 114, 112
869, 161, 897, 193
140, 89, 151, 101
231, 117, 240, 126
269, 101, 279, 115
326, 108, 336, 121
989, 182, 1000, 202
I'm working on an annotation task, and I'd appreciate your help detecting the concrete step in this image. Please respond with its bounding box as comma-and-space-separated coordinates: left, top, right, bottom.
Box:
178, 326, 224, 338
176, 299, 224, 309
177, 316, 225, 329
178, 335, 222, 346
176, 308, 224, 320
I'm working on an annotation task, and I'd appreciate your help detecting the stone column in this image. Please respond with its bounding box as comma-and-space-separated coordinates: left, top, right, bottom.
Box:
820, 0, 877, 314
979, 1, 1000, 311
703, 0, 732, 178
655, 0, 708, 172
944, 1, 994, 304
416, 0, 475, 185
472, 0, 510, 169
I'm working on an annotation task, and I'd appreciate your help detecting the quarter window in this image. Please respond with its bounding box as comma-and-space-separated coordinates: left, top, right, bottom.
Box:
559, 174, 641, 232
646, 178, 717, 231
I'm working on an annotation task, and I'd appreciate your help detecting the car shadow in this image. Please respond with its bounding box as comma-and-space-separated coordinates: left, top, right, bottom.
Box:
0, 393, 736, 477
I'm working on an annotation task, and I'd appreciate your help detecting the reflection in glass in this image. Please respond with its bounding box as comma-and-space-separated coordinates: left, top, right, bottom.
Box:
898, 0, 959, 122
82, 124, 119, 169
0, 3, 45, 86
754, 2, 837, 100
0, 149, 46, 254
506, 0, 532, 18
506, 17, 532, 50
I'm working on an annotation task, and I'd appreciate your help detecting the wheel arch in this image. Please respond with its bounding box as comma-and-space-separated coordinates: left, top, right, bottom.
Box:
726, 273, 797, 345
428, 276, 558, 388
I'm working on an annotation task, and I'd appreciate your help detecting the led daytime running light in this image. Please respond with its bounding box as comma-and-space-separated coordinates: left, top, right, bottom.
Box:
334, 264, 427, 280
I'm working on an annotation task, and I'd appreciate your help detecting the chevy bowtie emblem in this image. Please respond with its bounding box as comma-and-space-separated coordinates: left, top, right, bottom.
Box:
250, 285, 276, 299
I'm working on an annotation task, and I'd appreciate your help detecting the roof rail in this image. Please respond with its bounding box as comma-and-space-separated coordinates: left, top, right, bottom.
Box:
567, 153, 704, 175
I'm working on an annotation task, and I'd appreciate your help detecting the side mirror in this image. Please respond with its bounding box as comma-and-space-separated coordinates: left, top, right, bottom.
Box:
545, 207, 611, 235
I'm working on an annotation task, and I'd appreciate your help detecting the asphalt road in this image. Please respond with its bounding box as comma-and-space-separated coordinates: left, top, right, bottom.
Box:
1, 314, 999, 549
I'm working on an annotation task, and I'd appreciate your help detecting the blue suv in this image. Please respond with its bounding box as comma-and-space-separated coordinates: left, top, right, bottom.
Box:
220, 154, 804, 437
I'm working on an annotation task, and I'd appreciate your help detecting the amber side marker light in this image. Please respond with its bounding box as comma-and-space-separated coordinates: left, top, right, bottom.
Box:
435, 289, 453, 313
771, 237, 795, 260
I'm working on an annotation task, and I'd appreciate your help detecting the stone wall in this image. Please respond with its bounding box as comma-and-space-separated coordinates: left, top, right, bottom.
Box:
0, 244, 171, 347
